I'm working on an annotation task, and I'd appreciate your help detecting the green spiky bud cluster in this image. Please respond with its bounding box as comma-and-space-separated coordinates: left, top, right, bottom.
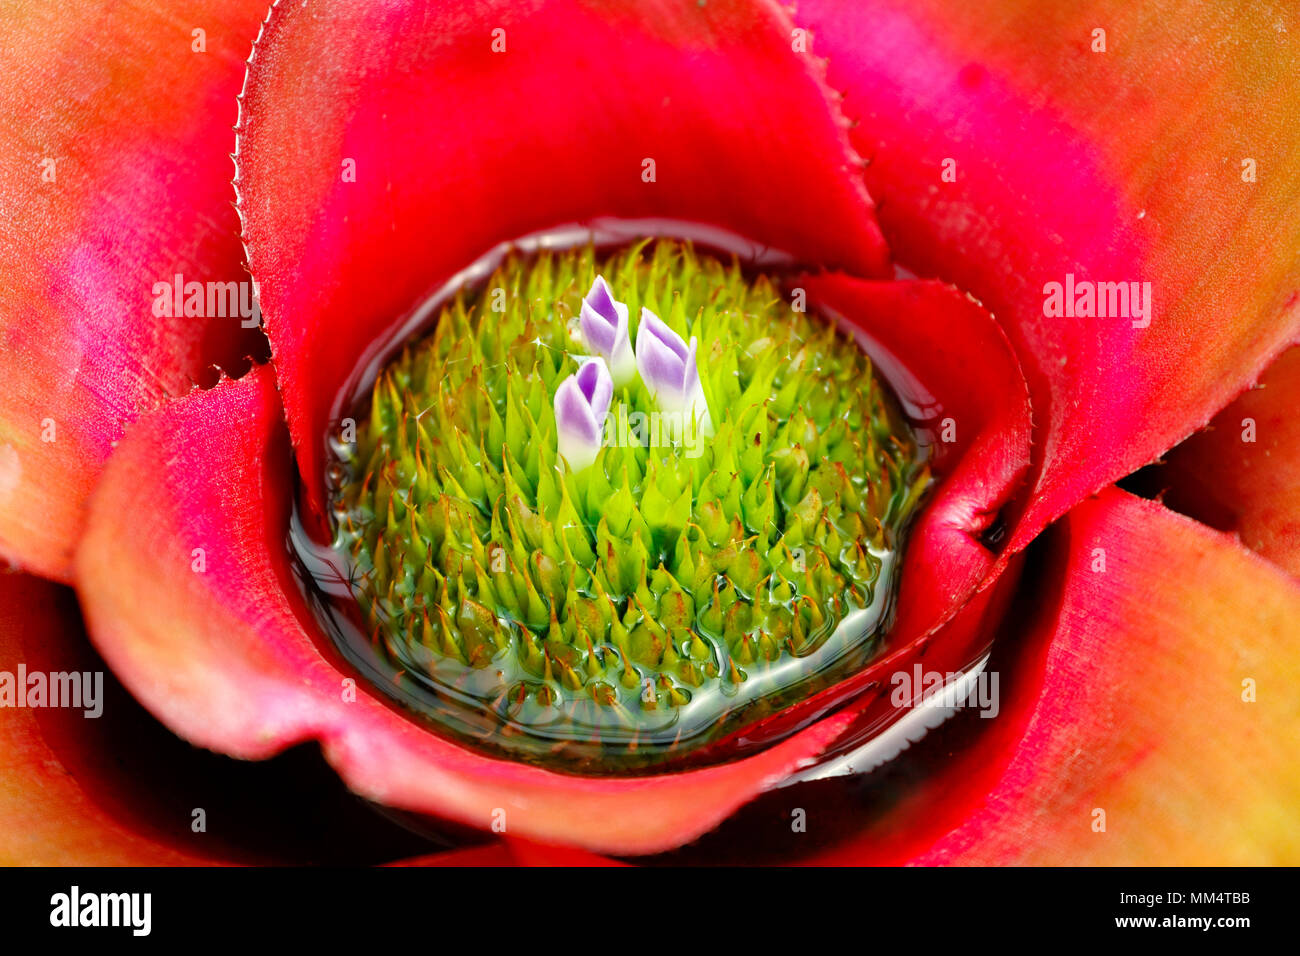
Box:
329, 240, 930, 772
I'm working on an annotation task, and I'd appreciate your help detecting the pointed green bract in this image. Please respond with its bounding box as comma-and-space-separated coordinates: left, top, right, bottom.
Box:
330, 240, 929, 772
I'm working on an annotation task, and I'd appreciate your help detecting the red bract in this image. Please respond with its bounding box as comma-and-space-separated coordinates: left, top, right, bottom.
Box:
0, 574, 206, 865
1, 0, 1298, 862
1155, 345, 1300, 577
0, 0, 271, 581
794, 0, 1300, 552
807, 489, 1300, 866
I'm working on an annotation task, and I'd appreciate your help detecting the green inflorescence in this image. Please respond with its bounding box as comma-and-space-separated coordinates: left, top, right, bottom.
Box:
329, 239, 930, 772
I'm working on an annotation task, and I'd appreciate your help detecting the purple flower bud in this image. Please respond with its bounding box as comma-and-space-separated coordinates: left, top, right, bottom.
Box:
554, 358, 613, 471
578, 275, 636, 386
634, 308, 713, 436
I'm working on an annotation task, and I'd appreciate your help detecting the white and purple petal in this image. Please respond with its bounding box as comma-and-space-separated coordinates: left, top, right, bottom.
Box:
578, 275, 636, 386
635, 307, 713, 437
554, 358, 613, 471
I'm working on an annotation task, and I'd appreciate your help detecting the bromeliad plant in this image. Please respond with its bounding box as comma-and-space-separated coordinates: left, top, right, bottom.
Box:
331, 242, 928, 770
2, 0, 1299, 864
